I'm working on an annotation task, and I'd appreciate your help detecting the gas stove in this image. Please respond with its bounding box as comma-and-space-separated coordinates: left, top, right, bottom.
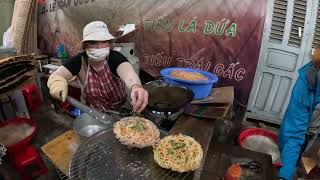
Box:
142, 79, 194, 131
144, 108, 185, 131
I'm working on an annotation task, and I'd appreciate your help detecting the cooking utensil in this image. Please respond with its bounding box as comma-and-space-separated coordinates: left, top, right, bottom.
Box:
143, 79, 194, 113
106, 109, 136, 117
69, 129, 194, 180
143, 79, 193, 128
66, 96, 114, 138
73, 113, 108, 138
66, 96, 112, 125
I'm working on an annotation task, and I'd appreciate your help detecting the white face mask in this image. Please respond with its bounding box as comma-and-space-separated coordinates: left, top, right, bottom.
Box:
86, 47, 110, 61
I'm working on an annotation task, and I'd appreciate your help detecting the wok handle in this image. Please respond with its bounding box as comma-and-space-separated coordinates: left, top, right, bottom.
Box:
154, 76, 167, 87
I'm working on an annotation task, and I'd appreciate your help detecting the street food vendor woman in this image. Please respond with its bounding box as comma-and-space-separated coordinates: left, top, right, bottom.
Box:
278, 48, 320, 179
47, 21, 148, 113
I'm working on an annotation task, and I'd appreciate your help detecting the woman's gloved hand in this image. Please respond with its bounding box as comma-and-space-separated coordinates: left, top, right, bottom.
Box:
130, 84, 148, 113
47, 74, 68, 102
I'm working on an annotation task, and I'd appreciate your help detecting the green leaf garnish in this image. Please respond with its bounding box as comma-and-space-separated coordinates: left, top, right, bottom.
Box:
170, 140, 186, 149
167, 148, 174, 155
129, 121, 146, 132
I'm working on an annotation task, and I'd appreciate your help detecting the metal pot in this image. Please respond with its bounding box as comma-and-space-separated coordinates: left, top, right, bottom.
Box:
73, 113, 108, 138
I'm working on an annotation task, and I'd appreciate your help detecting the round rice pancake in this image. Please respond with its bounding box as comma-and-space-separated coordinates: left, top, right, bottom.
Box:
153, 134, 203, 172
113, 116, 160, 148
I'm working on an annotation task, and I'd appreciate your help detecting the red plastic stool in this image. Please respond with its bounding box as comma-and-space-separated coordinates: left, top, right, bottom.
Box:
21, 84, 42, 112
12, 145, 47, 180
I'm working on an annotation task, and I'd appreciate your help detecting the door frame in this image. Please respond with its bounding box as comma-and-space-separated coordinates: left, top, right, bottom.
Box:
246, 0, 317, 124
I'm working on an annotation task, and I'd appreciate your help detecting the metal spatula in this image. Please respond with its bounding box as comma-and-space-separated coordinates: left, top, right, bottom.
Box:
66, 96, 113, 125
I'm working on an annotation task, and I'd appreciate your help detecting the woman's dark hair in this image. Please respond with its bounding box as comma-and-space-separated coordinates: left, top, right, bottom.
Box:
81, 40, 113, 51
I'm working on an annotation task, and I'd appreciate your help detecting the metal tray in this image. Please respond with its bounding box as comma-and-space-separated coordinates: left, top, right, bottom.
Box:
69, 128, 194, 180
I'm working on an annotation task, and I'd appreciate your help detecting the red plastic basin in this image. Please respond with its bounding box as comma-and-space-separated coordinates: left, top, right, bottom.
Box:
0, 118, 37, 154
238, 128, 282, 168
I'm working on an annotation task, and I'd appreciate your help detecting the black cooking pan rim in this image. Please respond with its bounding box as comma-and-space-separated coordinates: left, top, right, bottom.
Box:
143, 79, 194, 112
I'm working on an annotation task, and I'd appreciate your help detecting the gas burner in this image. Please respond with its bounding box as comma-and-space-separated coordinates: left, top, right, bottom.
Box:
145, 108, 184, 131
151, 111, 172, 115
143, 79, 194, 131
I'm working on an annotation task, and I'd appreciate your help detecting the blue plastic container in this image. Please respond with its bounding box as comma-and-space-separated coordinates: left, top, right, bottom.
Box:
160, 67, 218, 99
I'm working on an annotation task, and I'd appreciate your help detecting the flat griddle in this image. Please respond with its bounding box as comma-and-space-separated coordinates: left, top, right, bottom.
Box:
69, 128, 194, 180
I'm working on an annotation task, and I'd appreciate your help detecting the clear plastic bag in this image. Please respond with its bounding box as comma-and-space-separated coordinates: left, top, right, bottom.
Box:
3, 25, 13, 48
